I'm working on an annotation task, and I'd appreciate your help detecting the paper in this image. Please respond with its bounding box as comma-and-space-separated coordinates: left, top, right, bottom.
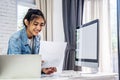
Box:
39, 41, 67, 72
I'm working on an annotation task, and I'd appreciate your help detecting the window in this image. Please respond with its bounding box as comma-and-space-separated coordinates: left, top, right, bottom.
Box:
76, 0, 118, 73
17, 0, 37, 30
110, 0, 118, 72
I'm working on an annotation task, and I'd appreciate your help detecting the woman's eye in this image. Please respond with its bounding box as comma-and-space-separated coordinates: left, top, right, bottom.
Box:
34, 24, 38, 26
40, 23, 45, 27
40, 24, 44, 27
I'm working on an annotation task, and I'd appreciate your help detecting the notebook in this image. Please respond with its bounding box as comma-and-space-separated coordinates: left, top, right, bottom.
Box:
0, 55, 41, 79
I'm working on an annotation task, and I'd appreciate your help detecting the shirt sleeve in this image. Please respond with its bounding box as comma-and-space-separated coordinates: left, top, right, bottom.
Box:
7, 38, 21, 55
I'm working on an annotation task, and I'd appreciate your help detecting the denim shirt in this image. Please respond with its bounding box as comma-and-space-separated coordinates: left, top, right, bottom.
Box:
7, 27, 40, 55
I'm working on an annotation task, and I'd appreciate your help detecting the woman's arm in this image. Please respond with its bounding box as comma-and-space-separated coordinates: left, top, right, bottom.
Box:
7, 38, 21, 55
41, 67, 57, 74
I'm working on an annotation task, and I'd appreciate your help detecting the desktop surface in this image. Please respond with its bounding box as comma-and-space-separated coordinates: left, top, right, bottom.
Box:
0, 70, 118, 80
41, 70, 118, 80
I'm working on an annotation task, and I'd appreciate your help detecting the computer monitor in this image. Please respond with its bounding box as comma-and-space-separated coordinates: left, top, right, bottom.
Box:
76, 19, 99, 70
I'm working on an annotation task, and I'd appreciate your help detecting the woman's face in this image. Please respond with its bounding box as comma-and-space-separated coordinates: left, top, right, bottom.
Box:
26, 16, 45, 37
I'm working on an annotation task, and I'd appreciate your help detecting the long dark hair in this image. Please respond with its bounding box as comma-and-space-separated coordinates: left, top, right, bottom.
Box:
23, 8, 46, 27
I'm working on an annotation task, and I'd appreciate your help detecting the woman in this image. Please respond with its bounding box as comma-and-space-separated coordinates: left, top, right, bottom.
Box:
7, 8, 56, 74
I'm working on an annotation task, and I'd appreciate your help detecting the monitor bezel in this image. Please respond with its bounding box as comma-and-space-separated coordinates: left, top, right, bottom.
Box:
75, 19, 99, 67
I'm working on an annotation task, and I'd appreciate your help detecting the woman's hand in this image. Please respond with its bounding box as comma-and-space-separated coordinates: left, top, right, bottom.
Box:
41, 60, 45, 65
42, 67, 57, 75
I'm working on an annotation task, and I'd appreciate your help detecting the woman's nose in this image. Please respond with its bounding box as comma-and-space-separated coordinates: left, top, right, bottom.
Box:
36, 25, 42, 31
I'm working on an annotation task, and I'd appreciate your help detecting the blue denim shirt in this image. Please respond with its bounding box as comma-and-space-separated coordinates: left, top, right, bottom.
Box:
7, 27, 40, 55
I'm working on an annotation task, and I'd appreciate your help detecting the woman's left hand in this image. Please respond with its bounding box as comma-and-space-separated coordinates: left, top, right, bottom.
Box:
42, 67, 57, 75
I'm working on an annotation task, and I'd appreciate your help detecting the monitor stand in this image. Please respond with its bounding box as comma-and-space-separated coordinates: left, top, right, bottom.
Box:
90, 67, 99, 74
80, 67, 99, 74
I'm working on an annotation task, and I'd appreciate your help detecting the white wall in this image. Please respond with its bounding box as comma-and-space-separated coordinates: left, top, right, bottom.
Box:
53, 0, 65, 42
0, 0, 17, 54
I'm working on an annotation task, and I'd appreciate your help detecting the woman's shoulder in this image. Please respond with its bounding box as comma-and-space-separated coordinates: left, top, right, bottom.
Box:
9, 29, 23, 42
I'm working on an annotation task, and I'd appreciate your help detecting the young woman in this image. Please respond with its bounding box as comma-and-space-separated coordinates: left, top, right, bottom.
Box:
7, 8, 56, 74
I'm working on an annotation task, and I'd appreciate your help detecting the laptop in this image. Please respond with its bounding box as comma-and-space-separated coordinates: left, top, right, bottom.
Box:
0, 55, 41, 79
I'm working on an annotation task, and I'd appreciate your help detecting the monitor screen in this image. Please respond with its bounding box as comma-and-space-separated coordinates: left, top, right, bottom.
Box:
76, 19, 99, 68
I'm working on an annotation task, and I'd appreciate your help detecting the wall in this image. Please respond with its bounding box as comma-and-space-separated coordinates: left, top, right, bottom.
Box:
0, 0, 17, 54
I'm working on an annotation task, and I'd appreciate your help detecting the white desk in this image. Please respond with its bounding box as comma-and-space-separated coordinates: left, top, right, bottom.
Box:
41, 70, 118, 80
0, 70, 118, 80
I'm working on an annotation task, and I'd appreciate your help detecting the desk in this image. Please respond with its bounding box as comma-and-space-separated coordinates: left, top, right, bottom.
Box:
0, 70, 118, 80
41, 70, 118, 80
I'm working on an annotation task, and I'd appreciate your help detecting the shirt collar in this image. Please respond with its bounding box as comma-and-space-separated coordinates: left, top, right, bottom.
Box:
20, 27, 40, 46
21, 27, 29, 46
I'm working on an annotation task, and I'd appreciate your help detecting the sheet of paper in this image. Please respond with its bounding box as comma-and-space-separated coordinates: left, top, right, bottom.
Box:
39, 41, 67, 73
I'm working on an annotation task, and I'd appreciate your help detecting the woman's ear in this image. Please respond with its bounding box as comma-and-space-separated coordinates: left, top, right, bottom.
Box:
24, 19, 29, 26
